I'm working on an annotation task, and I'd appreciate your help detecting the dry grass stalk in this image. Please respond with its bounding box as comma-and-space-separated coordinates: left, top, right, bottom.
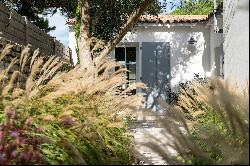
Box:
196, 77, 249, 136
0, 44, 13, 61
1, 43, 146, 126
2, 71, 20, 97
30, 48, 40, 69
142, 78, 249, 165
43, 55, 145, 106
0, 45, 68, 104
20, 45, 32, 73
1, 44, 145, 164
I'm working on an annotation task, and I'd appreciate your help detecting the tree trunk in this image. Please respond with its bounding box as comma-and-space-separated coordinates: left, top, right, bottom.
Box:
78, 0, 91, 69
78, 0, 154, 68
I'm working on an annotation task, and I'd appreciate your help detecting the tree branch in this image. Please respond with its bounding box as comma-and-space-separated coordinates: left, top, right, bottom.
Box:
98, 0, 155, 61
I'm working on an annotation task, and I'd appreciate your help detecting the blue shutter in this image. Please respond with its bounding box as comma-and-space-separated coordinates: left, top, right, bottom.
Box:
141, 42, 171, 111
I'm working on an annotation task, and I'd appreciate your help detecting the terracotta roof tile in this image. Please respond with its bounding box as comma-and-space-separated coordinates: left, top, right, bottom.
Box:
139, 15, 209, 23
66, 15, 210, 25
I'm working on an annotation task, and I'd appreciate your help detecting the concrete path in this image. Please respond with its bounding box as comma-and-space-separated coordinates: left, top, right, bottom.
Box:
130, 119, 177, 165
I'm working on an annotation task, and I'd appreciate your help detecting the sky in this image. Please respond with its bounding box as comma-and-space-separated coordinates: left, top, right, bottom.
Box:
46, 0, 181, 48
47, 12, 69, 47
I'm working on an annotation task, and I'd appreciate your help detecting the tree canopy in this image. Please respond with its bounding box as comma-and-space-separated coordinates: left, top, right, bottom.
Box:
1, 0, 57, 32
1, 0, 161, 40
1, 0, 167, 67
73, 0, 161, 41
169, 0, 222, 15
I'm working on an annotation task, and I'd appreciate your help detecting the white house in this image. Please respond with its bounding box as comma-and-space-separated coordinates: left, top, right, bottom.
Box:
66, 19, 78, 65
113, 14, 223, 110
66, 10, 224, 110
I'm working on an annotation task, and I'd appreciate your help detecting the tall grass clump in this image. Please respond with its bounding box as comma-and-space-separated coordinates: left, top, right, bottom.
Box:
144, 77, 249, 165
0, 44, 146, 164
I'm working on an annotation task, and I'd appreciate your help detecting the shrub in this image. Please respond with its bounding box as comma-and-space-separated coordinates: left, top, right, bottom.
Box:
0, 44, 146, 164
0, 106, 42, 165
170, 74, 206, 105
144, 77, 249, 165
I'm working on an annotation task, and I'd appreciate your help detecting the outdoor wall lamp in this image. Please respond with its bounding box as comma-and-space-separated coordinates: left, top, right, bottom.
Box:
188, 36, 197, 44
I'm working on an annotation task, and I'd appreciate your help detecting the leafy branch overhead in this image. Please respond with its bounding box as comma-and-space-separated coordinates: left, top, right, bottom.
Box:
170, 0, 223, 15
1, 0, 58, 32
75, 0, 161, 41
75, 0, 162, 68
1, 0, 163, 67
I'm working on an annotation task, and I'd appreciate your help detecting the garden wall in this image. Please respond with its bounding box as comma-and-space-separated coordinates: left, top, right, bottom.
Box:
0, 37, 73, 89
0, 2, 72, 64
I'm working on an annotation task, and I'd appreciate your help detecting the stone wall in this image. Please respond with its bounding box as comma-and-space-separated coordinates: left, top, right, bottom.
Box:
0, 2, 72, 64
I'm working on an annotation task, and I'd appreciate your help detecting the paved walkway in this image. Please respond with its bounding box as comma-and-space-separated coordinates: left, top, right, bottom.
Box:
130, 119, 177, 165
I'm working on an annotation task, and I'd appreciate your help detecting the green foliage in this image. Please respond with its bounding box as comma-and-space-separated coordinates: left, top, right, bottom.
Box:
0, 105, 43, 164
1, 0, 78, 18
73, 3, 81, 40
25, 94, 133, 165
169, 0, 222, 15
0, 44, 143, 164
73, 0, 161, 41
2, 0, 161, 39
145, 77, 249, 165
1, 0, 56, 33
178, 78, 249, 165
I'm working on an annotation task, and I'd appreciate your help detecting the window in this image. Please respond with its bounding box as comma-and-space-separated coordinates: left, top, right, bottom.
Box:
115, 47, 136, 94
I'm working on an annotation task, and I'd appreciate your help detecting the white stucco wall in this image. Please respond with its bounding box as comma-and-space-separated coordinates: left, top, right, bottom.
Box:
208, 15, 224, 76
68, 25, 78, 65
120, 23, 212, 90
223, 0, 249, 87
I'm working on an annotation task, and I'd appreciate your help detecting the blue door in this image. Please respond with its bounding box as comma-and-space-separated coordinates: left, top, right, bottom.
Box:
141, 42, 171, 111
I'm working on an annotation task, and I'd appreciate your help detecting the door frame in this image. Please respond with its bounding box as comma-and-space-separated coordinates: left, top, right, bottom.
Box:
140, 42, 171, 110
113, 42, 140, 90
